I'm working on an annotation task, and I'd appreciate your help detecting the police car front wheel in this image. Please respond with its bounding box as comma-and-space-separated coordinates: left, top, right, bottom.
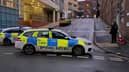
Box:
23, 45, 35, 55
72, 46, 85, 56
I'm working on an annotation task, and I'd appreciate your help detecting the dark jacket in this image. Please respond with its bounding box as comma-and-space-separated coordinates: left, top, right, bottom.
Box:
110, 23, 118, 34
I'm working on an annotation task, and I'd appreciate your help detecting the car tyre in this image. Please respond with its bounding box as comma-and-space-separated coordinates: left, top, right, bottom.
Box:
3, 38, 12, 46
23, 45, 35, 55
72, 46, 85, 56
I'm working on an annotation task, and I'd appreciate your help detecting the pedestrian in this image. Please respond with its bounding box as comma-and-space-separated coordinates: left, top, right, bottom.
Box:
110, 22, 118, 43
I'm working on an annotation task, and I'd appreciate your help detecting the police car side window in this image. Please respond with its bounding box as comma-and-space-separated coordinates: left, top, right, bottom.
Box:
5, 30, 16, 33
38, 31, 49, 38
4, 30, 12, 33
23, 32, 34, 37
52, 31, 66, 39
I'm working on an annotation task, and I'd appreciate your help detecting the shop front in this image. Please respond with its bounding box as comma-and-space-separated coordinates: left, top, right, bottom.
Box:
19, 0, 59, 27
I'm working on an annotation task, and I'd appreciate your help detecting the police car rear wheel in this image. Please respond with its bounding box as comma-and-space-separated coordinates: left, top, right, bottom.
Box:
3, 38, 11, 46
72, 46, 85, 56
23, 45, 35, 55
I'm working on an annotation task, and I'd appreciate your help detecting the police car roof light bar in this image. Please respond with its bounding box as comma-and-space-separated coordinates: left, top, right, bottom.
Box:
48, 27, 54, 30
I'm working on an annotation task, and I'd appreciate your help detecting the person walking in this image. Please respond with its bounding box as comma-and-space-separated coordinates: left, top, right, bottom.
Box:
110, 22, 118, 43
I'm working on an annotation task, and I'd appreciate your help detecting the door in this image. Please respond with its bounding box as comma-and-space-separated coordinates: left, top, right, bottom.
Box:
37, 31, 49, 50
51, 31, 69, 50
24, 31, 36, 45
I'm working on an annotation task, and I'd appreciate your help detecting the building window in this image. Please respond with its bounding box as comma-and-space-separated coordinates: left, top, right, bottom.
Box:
3, 0, 16, 8
74, 4, 77, 7
86, 4, 89, 7
68, 2, 72, 6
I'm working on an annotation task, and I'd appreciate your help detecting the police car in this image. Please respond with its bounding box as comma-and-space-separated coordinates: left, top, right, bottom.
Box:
0, 27, 31, 45
15, 28, 92, 56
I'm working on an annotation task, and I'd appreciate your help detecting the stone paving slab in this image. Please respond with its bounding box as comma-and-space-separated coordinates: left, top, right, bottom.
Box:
96, 43, 119, 48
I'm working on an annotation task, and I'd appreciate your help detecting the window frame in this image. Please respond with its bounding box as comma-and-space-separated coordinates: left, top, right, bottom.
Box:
52, 31, 68, 39
23, 31, 35, 37
37, 31, 49, 38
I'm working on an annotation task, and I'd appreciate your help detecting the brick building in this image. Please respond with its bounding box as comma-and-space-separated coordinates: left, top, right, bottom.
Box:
64, 0, 79, 18
78, 0, 97, 17
98, 0, 129, 40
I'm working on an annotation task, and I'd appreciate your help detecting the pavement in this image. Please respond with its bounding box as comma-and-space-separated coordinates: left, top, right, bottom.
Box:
55, 19, 94, 41
94, 18, 129, 58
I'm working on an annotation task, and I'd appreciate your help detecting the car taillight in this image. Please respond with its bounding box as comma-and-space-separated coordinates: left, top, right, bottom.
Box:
15, 37, 21, 41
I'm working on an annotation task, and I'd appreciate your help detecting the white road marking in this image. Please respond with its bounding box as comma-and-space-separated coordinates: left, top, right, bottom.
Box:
109, 57, 124, 62
77, 56, 89, 59
61, 55, 73, 57
0, 50, 15, 51
2, 52, 14, 55
93, 56, 105, 60
46, 54, 57, 57
108, 54, 129, 60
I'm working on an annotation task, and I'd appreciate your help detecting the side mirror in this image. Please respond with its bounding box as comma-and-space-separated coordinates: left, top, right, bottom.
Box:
71, 36, 76, 38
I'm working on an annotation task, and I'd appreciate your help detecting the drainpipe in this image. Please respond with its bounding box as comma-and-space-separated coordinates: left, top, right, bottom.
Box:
116, 12, 122, 37
53, 10, 56, 25
116, 0, 122, 37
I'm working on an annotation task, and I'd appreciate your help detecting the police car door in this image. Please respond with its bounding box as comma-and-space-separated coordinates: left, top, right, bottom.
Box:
51, 31, 69, 51
37, 31, 49, 51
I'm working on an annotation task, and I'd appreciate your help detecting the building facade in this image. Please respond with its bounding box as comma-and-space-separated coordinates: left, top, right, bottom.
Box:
78, 0, 97, 17
19, 0, 60, 27
0, 0, 19, 29
63, 0, 78, 19
98, 0, 129, 40
58, 0, 65, 19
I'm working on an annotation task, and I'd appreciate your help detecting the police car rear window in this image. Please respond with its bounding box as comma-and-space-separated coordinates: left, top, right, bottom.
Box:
38, 31, 49, 38
23, 31, 34, 37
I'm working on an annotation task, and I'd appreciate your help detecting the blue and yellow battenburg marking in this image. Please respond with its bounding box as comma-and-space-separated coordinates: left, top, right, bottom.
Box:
0, 33, 5, 38
25, 37, 85, 48
0, 33, 20, 38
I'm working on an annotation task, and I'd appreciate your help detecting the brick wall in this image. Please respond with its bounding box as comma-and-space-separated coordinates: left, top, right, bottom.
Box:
99, 0, 117, 25
99, 0, 129, 40
79, 0, 97, 17
122, 0, 129, 39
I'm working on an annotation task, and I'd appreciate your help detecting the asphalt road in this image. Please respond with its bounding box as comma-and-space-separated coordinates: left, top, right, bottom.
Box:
0, 19, 129, 72
0, 46, 129, 72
